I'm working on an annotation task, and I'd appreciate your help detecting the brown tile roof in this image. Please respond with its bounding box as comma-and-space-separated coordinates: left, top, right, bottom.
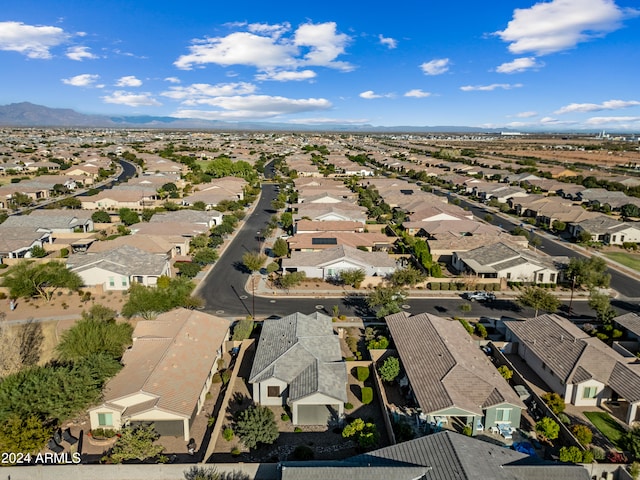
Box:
386, 312, 523, 416
102, 308, 230, 417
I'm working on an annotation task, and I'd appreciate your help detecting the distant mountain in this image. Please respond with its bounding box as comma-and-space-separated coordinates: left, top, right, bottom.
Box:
0, 101, 535, 133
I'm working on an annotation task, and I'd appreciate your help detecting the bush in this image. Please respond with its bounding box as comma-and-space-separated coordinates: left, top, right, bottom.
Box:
457, 318, 474, 335
429, 282, 440, 291
367, 336, 389, 350
232, 318, 254, 341
572, 424, 593, 446
292, 445, 314, 461
361, 387, 373, 405
497, 365, 513, 380
281, 413, 290, 422
541, 392, 565, 414
475, 323, 488, 338
462, 424, 473, 436
535, 417, 559, 441
559, 446, 583, 463
379, 356, 400, 383
557, 413, 571, 425
582, 450, 594, 464
345, 402, 354, 410
356, 366, 370, 382
223, 428, 234, 441
590, 445, 605, 460
606, 450, 628, 463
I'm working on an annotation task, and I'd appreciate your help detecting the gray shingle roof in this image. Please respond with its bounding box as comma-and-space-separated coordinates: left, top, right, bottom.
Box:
386, 312, 523, 416
67, 244, 169, 276
614, 312, 640, 337
249, 312, 347, 403
280, 430, 589, 480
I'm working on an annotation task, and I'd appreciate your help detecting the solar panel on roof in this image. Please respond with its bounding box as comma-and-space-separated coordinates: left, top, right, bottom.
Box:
312, 237, 338, 245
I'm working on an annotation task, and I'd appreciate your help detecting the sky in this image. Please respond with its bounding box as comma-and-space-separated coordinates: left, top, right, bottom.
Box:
1, 0, 639, 131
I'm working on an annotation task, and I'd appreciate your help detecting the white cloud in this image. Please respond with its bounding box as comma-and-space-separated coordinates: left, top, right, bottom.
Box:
164, 77, 181, 84
102, 91, 161, 107
255, 70, 317, 81
174, 22, 352, 74
584, 116, 640, 126
420, 58, 450, 76
161, 82, 257, 103
515, 111, 538, 118
555, 99, 640, 114
404, 89, 432, 98
287, 117, 369, 125
495, 0, 638, 56
171, 94, 332, 120
460, 83, 523, 91
115, 76, 143, 87
360, 90, 381, 99
0, 21, 69, 59
496, 57, 543, 73
62, 73, 100, 87
378, 34, 397, 49
66, 45, 97, 61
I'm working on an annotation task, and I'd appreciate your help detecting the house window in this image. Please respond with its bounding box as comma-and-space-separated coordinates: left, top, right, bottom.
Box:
267, 386, 280, 398
537, 273, 544, 283
506, 272, 511, 280
98, 413, 113, 426
121, 277, 128, 287
496, 408, 512, 422
583, 386, 597, 399
550, 273, 556, 283
108, 277, 115, 287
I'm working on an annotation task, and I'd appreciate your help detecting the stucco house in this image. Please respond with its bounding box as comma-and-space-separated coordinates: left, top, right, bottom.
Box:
281, 244, 398, 280
88, 308, 230, 441
386, 312, 524, 434
505, 314, 640, 424
0, 226, 52, 259
67, 244, 171, 290
452, 242, 559, 284
249, 312, 347, 425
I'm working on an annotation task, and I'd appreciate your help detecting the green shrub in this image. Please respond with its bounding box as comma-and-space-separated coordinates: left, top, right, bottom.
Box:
212, 372, 222, 383
294, 427, 302, 433
457, 318, 474, 335
557, 413, 571, 425
440, 282, 450, 290
582, 450, 594, 463
356, 366, 370, 382
223, 428, 234, 441
231, 447, 241, 456
429, 282, 440, 290
589, 445, 605, 460
572, 424, 593, 446
475, 323, 488, 338
361, 387, 373, 405
345, 402, 354, 410
367, 336, 389, 350
462, 424, 473, 436
559, 446, 583, 463
541, 392, 565, 414
292, 445, 314, 460
281, 413, 290, 422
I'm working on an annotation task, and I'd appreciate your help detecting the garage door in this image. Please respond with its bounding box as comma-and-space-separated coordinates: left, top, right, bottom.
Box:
130, 420, 184, 437
297, 405, 332, 425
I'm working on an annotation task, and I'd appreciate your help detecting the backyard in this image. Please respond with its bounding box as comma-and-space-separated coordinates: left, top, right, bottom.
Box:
583, 411, 627, 450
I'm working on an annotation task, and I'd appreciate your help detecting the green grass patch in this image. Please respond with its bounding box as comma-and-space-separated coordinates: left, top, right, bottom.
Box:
583, 411, 626, 449
604, 252, 640, 273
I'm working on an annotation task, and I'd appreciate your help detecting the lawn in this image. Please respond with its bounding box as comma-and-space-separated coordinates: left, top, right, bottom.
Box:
604, 252, 640, 273
583, 411, 626, 449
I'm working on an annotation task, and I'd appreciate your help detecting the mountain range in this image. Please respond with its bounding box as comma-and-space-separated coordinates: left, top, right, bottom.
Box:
0, 102, 522, 133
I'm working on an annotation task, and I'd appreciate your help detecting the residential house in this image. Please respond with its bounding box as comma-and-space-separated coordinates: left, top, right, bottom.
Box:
294, 203, 368, 223
505, 314, 640, 424
279, 430, 588, 480
0, 226, 53, 259
452, 242, 559, 284
149, 209, 224, 228
80, 188, 152, 211
282, 244, 398, 279
67, 244, 171, 290
1, 209, 94, 233
88, 308, 230, 441
181, 177, 247, 209
568, 214, 640, 244
286, 232, 392, 252
249, 312, 347, 425
613, 312, 640, 342
293, 220, 365, 234
386, 312, 525, 433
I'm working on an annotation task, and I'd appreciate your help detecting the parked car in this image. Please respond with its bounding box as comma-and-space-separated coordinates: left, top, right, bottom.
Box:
462, 291, 496, 302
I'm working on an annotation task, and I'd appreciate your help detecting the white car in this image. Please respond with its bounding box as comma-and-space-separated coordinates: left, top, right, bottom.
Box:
463, 291, 496, 302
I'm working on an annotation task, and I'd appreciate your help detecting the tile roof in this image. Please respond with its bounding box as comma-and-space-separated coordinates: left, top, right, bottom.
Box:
101, 308, 230, 417
67, 244, 169, 276
280, 430, 589, 480
282, 244, 397, 269
386, 312, 523, 416
249, 312, 347, 403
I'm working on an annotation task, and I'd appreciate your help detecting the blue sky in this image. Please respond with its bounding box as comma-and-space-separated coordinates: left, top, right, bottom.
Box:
1, 0, 639, 131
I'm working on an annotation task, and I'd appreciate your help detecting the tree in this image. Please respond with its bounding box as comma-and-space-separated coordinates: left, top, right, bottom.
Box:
517, 286, 560, 317
623, 426, 640, 460
92, 210, 111, 223
280, 211, 293, 230
184, 466, 224, 480
1, 260, 83, 301
341, 418, 379, 448
277, 271, 306, 290
271, 238, 289, 258
118, 207, 140, 226
379, 356, 400, 383
176, 261, 202, 278
0, 414, 52, 454
566, 257, 610, 289
121, 277, 201, 320
535, 417, 560, 441
242, 251, 266, 274
552, 220, 566, 232
387, 266, 426, 287
193, 247, 219, 265
497, 365, 513, 380
338, 268, 366, 288
541, 392, 565, 414
577, 230, 593, 244
621, 203, 640, 219
56, 306, 132, 362
232, 318, 254, 341
56, 197, 81, 209
29, 245, 47, 258
588, 289, 617, 324
366, 285, 407, 319
108, 424, 164, 463
234, 405, 279, 449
